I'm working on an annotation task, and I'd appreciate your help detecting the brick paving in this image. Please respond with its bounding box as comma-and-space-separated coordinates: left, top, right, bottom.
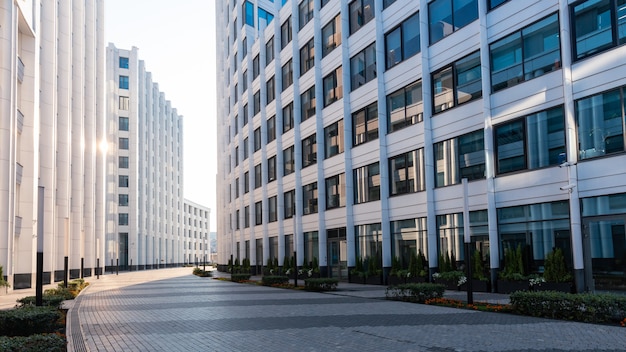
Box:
5, 268, 625, 351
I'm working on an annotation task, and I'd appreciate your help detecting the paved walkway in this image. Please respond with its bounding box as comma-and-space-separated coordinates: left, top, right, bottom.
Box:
3, 269, 626, 351
55, 268, 626, 351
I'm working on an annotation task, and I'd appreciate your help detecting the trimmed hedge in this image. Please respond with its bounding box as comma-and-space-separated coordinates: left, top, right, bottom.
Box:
386, 283, 446, 303
16, 295, 67, 309
261, 275, 289, 286
193, 268, 213, 277
304, 278, 339, 291
0, 334, 66, 352
0, 307, 62, 337
231, 273, 251, 282
510, 290, 626, 324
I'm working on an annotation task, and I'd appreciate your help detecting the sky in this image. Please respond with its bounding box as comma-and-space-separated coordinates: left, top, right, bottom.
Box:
105, 0, 218, 231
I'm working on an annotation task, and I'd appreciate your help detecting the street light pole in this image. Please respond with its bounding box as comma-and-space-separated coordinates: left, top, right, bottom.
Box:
462, 178, 473, 304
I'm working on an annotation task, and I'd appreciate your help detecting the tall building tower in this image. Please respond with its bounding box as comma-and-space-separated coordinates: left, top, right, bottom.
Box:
106, 44, 184, 271
0, 0, 106, 290
183, 199, 211, 266
215, 0, 626, 293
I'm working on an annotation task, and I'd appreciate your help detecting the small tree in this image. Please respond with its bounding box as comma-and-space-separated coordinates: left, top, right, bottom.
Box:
472, 250, 487, 280
501, 245, 525, 281
390, 256, 402, 277
544, 248, 572, 283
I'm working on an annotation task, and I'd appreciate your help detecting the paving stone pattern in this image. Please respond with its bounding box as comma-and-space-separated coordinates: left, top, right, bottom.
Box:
69, 268, 626, 352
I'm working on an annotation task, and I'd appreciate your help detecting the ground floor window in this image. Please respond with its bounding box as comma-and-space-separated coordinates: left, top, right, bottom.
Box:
391, 217, 428, 267
497, 200, 571, 273
303, 231, 319, 266
437, 210, 488, 263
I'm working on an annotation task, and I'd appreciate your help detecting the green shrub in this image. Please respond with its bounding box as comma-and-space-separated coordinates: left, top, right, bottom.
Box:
0, 307, 62, 337
304, 278, 339, 291
193, 268, 212, 277
16, 296, 67, 308
261, 275, 289, 286
543, 248, 572, 283
386, 283, 446, 303
231, 273, 251, 282
0, 265, 10, 289
510, 291, 626, 324
0, 334, 66, 352
500, 245, 526, 281
42, 287, 75, 300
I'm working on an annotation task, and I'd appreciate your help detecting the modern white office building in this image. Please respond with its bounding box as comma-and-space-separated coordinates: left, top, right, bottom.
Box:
183, 199, 211, 265
0, 0, 106, 289
106, 44, 185, 271
215, 0, 626, 292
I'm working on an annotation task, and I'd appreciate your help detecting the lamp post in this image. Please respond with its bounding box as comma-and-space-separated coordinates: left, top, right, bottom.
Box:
462, 178, 473, 304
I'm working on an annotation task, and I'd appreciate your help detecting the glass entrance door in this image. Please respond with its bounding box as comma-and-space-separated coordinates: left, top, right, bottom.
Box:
329, 239, 348, 280
583, 216, 626, 291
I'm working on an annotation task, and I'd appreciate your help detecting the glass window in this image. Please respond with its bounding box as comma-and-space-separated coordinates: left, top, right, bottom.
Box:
284, 189, 295, 219
253, 91, 260, 115
284, 145, 295, 175
301, 86, 316, 122
244, 171, 250, 193
576, 88, 624, 160
299, 0, 314, 30
325, 119, 344, 159
269, 196, 277, 222
258, 7, 274, 28
243, 137, 249, 160
119, 57, 129, 69
303, 231, 319, 264
455, 51, 482, 105
353, 101, 379, 146
235, 146, 239, 166
119, 96, 129, 110
235, 177, 239, 198
282, 60, 293, 91
355, 223, 382, 262
429, 0, 477, 44
495, 106, 565, 174
119, 137, 129, 150
283, 102, 294, 132
268, 155, 277, 183
498, 201, 570, 272
322, 0, 331, 7
350, 0, 375, 35
387, 80, 423, 133
350, 42, 377, 91
253, 55, 260, 79
488, 0, 509, 9
391, 218, 428, 267
244, 206, 250, 228
323, 67, 343, 107
281, 17, 292, 49
384, 0, 397, 8
326, 173, 346, 209
491, 13, 560, 92
119, 156, 129, 169
322, 15, 342, 57
255, 164, 262, 189
118, 194, 129, 206
354, 162, 380, 204
302, 133, 317, 168
242, 37, 248, 58
267, 115, 276, 142
435, 129, 485, 187
303, 182, 318, 215
266, 37, 274, 65
119, 175, 129, 187
300, 38, 315, 76
119, 117, 129, 131
266, 76, 275, 104
244, 1, 255, 27
389, 149, 424, 195
572, 0, 613, 60
254, 201, 263, 225
438, 210, 488, 262
385, 12, 420, 69
119, 75, 129, 89
118, 213, 129, 226
236, 210, 240, 229
432, 51, 481, 114
254, 127, 262, 152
